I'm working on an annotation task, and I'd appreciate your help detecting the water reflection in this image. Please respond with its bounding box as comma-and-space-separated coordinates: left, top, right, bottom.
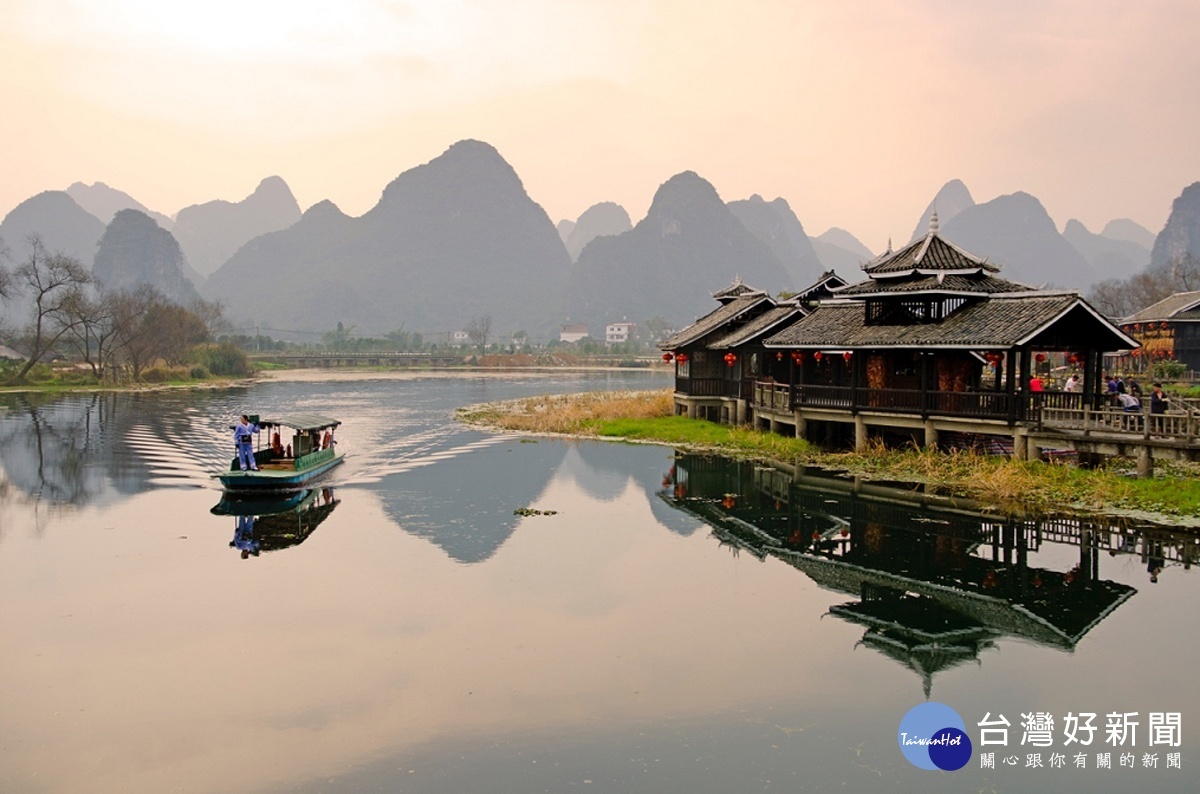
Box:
212, 488, 341, 558
662, 454, 1198, 696
0, 391, 234, 509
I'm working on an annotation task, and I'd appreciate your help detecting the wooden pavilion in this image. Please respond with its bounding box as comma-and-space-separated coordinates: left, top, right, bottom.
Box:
664, 215, 1139, 456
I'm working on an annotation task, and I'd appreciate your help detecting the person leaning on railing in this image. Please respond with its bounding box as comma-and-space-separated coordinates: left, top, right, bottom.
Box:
1150, 383, 1169, 415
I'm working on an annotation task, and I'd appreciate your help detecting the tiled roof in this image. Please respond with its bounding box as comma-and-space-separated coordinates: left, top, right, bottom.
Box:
863, 233, 999, 276
793, 270, 848, 302
764, 294, 1128, 349
837, 273, 1034, 296
661, 294, 774, 349
709, 305, 806, 349
1122, 291, 1200, 324
712, 276, 768, 302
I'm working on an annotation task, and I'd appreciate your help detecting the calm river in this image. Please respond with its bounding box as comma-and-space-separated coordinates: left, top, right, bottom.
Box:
1, 369, 1198, 793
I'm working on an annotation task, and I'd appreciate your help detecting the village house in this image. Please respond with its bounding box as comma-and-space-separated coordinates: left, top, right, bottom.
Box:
1117, 291, 1200, 373
559, 324, 589, 343
605, 321, 637, 345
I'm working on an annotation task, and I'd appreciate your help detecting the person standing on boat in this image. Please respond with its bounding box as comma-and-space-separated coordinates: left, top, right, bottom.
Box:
234, 415, 260, 471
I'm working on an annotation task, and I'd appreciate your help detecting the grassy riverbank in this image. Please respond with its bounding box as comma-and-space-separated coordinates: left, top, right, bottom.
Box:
458, 388, 1200, 518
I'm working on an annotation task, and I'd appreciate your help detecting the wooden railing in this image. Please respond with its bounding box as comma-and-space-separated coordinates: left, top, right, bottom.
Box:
753, 382, 1027, 421
678, 377, 729, 397
1039, 405, 1200, 442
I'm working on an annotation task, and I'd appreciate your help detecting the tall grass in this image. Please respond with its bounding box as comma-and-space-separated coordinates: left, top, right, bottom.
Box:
459, 389, 1200, 516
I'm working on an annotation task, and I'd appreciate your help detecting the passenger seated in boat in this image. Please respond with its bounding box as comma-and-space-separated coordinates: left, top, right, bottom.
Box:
271, 432, 284, 457
322, 430, 333, 449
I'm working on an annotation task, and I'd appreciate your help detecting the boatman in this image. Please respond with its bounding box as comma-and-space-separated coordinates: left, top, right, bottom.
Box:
234, 414, 260, 471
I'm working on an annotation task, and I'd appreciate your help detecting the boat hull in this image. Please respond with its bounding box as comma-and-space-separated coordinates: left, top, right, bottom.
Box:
216, 453, 344, 491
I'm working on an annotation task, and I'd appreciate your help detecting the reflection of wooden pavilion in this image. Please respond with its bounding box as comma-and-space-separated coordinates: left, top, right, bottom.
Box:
662, 217, 1140, 458
663, 453, 1138, 696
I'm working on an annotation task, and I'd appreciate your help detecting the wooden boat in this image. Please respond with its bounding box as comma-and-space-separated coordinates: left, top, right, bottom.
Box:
215, 413, 344, 491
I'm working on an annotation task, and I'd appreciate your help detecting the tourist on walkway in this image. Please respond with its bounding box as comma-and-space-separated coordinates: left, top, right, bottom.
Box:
1150, 383, 1169, 415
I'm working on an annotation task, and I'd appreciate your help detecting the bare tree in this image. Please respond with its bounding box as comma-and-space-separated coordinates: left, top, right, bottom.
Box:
12, 236, 91, 381
465, 314, 492, 354
58, 290, 118, 379
0, 236, 11, 298
110, 285, 165, 380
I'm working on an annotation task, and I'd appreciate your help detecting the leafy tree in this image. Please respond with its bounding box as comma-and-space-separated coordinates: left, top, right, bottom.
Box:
12, 236, 91, 382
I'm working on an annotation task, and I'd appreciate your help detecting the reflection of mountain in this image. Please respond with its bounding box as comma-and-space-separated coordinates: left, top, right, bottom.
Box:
663, 454, 1149, 695
373, 438, 568, 563
214, 488, 340, 556
371, 438, 702, 563
561, 443, 703, 537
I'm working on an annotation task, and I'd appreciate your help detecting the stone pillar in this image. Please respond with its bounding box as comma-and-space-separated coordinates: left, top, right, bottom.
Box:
688, 401, 699, 419
794, 411, 807, 440
769, 416, 780, 435
1137, 445, 1154, 478
923, 419, 938, 450
855, 416, 867, 452
1013, 429, 1028, 461
736, 399, 747, 425
1026, 440, 1041, 462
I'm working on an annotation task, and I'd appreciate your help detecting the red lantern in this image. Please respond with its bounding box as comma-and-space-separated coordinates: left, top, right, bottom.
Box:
813, 351, 823, 362
723, 352, 737, 367
776, 351, 783, 361
843, 351, 853, 362
1035, 353, 1046, 363
662, 352, 673, 362
722, 495, 736, 509
676, 353, 688, 363
792, 351, 805, 363
1067, 353, 1078, 364
1162, 322, 1170, 330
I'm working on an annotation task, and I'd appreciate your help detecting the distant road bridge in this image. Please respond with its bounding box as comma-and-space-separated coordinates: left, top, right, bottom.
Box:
249, 352, 467, 368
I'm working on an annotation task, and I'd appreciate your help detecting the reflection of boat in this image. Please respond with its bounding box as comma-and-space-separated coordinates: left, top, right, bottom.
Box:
213, 488, 340, 557
215, 414, 343, 491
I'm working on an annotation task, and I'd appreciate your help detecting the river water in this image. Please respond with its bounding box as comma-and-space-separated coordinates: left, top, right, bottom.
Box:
1, 369, 1198, 793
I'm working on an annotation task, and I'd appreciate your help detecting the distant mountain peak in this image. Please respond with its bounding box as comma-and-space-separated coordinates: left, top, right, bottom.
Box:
566, 202, 631, 261
910, 179, 976, 242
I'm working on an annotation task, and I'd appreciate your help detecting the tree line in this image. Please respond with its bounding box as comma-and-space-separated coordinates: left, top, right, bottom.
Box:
1088, 253, 1200, 319
0, 235, 250, 384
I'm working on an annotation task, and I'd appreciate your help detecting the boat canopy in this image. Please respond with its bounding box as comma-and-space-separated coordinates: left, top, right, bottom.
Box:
250, 414, 341, 432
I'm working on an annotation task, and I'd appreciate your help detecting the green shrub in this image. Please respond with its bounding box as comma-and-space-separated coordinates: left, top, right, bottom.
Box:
141, 366, 189, 383
189, 365, 210, 380
198, 341, 253, 377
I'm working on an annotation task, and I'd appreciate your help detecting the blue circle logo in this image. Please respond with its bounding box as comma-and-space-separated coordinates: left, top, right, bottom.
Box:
898, 702, 973, 771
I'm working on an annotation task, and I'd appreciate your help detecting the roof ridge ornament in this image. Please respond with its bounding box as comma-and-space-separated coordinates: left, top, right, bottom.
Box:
929, 210, 939, 236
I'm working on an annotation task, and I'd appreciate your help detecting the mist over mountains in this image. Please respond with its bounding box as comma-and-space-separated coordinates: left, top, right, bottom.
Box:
1, 140, 1195, 339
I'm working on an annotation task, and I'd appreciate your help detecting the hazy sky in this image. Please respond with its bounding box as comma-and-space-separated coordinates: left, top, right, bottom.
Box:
3, 0, 1198, 252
